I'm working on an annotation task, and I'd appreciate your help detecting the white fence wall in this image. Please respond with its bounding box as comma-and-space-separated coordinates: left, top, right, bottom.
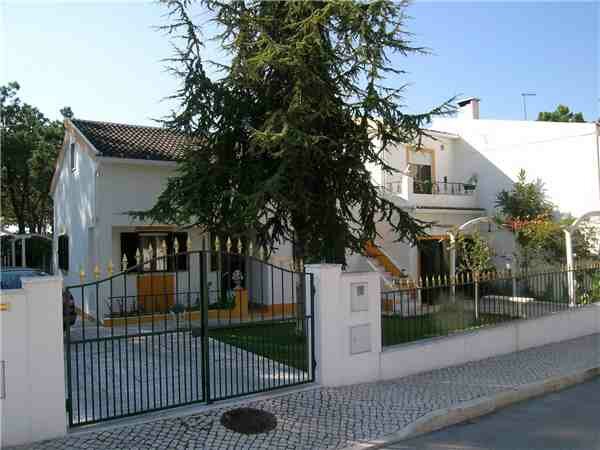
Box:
0, 277, 67, 448
381, 303, 600, 380
309, 264, 600, 388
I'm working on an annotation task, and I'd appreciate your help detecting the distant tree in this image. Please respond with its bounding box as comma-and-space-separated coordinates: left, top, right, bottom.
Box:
60, 106, 74, 119
137, 0, 454, 264
1, 82, 67, 234
537, 104, 585, 123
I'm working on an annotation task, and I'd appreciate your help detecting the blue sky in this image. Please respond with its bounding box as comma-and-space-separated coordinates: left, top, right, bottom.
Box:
1, 1, 598, 125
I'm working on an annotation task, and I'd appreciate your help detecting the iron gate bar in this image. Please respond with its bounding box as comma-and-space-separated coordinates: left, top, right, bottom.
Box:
65, 249, 315, 427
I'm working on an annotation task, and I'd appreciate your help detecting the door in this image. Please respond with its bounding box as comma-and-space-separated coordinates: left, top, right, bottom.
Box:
418, 238, 449, 304
137, 233, 175, 313
419, 239, 448, 279
137, 274, 175, 313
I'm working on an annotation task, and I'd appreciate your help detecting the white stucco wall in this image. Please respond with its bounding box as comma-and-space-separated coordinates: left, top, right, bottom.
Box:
307, 265, 382, 387
0, 277, 67, 447
380, 302, 600, 381
52, 128, 98, 303
94, 160, 179, 267
431, 118, 600, 218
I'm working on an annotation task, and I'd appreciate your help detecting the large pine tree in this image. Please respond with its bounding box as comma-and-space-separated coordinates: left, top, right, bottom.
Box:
139, 0, 453, 263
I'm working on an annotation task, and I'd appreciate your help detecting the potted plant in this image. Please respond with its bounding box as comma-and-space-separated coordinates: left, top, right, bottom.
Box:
464, 174, 478, 193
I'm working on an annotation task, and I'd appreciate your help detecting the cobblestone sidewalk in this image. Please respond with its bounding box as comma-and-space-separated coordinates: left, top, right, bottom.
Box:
13, 333, 600, 450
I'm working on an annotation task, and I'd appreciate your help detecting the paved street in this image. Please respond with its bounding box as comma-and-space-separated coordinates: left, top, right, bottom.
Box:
11, 333, 600, 450
386, 377, 600, 450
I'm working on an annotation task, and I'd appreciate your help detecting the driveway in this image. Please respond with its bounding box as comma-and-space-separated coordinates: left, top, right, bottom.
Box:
387, 377, 600, 450
66, 324, 307, 425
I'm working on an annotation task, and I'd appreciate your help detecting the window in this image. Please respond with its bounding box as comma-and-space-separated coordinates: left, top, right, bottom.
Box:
120, 232, 188, 272
411, 164, 433, 194
70, 143, 76, 172
58, 235, 69, 271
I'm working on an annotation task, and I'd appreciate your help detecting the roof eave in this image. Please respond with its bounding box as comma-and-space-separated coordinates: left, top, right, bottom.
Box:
98, 156, 179, 168
50, 119, 102, 196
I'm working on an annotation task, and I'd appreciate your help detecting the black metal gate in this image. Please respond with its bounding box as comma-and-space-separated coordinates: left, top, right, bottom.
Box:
65, 246, 315, 427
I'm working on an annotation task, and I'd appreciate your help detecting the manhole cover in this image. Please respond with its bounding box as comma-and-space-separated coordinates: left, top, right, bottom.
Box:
220, 407, 277, 434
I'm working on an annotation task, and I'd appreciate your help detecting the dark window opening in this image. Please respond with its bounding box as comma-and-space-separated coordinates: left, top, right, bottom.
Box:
70, 143, 76, 172
119, 231, 188, 272
58, 235, 69, 271
411, 164, 433, 194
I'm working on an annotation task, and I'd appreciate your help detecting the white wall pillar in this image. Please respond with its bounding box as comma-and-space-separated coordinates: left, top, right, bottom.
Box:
306, 264, 381, 387
564, 229, 576, 306
0, 276, 67, 447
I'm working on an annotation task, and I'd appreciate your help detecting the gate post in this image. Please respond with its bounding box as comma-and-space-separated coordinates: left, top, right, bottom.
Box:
0, 276, 67, 447
199, 252, 211, 403
306, 265, 381, 387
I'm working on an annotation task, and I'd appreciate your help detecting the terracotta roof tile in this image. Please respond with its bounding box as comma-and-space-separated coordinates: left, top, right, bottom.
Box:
72, 119, 189, 161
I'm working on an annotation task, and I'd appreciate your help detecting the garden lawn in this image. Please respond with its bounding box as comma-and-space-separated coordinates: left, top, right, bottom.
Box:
209, 312, 516, 370
382, 311, 516, 346
209, 320, 309, 371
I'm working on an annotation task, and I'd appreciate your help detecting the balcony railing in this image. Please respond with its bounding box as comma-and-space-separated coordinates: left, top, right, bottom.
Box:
414, 180, 476, 196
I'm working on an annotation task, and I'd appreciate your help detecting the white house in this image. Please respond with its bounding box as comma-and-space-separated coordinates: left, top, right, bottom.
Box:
51, 119, 301, 321
52, 105, 600, 318
359, 98, 600, 285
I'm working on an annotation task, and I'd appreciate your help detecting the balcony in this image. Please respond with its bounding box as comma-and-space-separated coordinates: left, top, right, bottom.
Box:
413, 180, 476, 196
380, 176, 480, 210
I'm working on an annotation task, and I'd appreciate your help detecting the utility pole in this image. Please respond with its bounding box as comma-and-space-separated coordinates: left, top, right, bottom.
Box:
521, 93, 536, 120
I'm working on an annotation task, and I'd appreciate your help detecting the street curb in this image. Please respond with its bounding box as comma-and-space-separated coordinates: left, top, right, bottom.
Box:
343, 366, 600, 450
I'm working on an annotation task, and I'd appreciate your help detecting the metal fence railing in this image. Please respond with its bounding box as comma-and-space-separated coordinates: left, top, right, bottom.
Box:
413, 180, 477, 196
64, 244, 315, 427
381, 263, 600, 347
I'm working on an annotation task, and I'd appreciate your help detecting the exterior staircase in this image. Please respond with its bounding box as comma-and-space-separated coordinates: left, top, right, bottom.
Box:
364, 242, 412, 291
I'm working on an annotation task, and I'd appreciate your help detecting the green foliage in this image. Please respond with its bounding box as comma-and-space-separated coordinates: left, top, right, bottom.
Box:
454, 231, 494, 275
579, 273, 600, 305
541, 278, 568, 303
136, 0, 455, 263
1, 82, 68, 234
496, 169, 597, 268
495, 170, 553, 221
537, 104, 585, 123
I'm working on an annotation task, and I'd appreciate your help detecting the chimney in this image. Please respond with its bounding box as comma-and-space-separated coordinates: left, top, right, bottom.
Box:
457, 97, 480, 119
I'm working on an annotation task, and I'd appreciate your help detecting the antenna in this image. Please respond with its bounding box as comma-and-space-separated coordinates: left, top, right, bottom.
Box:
521, 93, 536, 120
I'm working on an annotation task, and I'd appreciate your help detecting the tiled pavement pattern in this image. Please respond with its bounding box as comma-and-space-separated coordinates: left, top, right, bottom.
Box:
15, 333, 600, 450
67, 330, 307, 424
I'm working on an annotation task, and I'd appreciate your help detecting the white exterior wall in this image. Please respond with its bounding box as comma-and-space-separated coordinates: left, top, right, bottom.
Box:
95, 160, 179, 267
0, 277, 67, 447
431, 119, 600, 218
52, 128, 99, 311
